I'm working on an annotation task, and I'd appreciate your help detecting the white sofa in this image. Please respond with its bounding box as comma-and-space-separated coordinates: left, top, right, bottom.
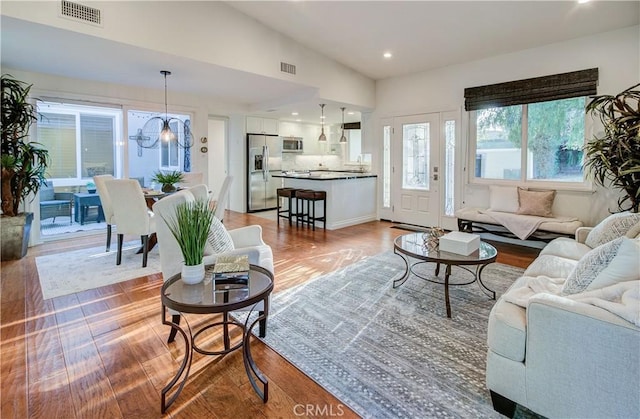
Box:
486, 213, 640, 418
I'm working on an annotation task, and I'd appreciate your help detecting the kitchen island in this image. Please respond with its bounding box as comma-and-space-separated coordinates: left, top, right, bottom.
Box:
272, 171, 377, 230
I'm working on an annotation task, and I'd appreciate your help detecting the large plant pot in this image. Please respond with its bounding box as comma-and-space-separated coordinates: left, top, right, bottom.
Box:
1, 212, 34, 261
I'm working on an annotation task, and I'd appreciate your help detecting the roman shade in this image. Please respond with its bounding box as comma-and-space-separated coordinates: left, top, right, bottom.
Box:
464, 68, 599, 111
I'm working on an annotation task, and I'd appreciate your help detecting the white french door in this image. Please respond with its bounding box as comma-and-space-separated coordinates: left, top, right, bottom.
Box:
391, 113, 440, 227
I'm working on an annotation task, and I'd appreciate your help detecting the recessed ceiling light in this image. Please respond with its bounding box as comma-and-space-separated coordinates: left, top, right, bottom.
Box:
321, 115, 326, 119
296, 119, 301, 122
578, 0, 590, 3
383, 52, 392, 59
291, 112, 298, 116
347, 111, 355, 115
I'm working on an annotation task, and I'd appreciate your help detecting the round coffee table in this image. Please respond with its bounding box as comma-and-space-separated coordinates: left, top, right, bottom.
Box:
393, 232, 497, 318
160, 264, 273, 413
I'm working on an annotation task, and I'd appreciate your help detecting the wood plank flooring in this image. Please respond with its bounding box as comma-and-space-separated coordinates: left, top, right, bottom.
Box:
1, 211, 539, 418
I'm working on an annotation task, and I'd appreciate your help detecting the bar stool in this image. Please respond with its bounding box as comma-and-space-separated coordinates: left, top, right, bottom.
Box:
296, 189, 327, 231
277, 187, 300, 226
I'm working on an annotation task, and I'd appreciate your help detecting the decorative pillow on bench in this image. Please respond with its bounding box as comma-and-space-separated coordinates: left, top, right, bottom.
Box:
517, 187, 556, 218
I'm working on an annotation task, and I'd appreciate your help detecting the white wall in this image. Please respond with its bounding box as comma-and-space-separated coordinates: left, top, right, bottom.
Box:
372, 26, 640, 226
2, 1, 375, 109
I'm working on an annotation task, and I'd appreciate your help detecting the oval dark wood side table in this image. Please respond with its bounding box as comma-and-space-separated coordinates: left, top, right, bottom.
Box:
393, 232, 498, 318
160, 264, 273, 413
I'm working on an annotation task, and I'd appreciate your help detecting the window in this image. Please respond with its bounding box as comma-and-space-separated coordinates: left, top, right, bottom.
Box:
402, 122, 429, 190
471, 98, 587, 184
37, 102, 122, 185
465, 68, 598, 187
382, 125, 391, 208
444, 119, 456, 216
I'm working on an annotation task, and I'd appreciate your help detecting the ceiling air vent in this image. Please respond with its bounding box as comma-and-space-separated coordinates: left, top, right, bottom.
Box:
60, 0, 102, 26
280, 62, 296, 75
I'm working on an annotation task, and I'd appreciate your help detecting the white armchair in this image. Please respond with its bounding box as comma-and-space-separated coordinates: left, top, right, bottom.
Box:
152, 184, 274, 342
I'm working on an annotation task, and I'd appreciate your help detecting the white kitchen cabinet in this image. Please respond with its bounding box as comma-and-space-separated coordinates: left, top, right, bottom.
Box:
279, 121, 302, 138
246, 116, 279, 135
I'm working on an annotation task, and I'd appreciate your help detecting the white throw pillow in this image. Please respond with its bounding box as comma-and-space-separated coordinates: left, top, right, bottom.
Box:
585, 212, 640, 248
562, 237, 640, 295
626, 221, 640, 239
488, 185, 519, 213
207, 216, 235, 253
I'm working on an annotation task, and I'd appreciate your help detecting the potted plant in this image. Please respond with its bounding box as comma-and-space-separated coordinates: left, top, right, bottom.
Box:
162, 199, 214, 284
1, 74, 49, 260
152, 170, 184, 193
584, 83, 640, 213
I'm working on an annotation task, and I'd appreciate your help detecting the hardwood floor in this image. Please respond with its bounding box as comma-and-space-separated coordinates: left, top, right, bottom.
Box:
1, 211, 539, 418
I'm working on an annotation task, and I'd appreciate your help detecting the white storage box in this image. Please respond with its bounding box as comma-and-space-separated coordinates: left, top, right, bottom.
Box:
439, 231, 481, 256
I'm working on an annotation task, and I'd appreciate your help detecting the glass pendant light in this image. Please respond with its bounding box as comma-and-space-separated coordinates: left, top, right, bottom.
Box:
318, 103, 327, 142
159, 70, 175, 142
339, 107, 347, 143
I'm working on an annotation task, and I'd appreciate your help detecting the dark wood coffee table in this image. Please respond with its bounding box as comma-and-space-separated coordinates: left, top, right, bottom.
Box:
393, 232, 497, 318
160, 264, 273, 413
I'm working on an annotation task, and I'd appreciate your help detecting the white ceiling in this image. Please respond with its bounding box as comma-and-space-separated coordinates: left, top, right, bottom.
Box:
1, 1, 638, 125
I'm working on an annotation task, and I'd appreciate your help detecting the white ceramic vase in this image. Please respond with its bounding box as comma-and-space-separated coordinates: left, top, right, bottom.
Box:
181, 262, 205, 285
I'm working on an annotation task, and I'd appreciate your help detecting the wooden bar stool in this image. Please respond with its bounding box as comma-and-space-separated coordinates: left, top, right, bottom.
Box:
277, 187, 300, 226
296, 189, 327, 231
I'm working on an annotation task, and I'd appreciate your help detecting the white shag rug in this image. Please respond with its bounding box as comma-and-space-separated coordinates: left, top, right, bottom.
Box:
36, 242, 161, 299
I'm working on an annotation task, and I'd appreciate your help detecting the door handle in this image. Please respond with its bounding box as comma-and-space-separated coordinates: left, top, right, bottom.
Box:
433, 166, 439, 181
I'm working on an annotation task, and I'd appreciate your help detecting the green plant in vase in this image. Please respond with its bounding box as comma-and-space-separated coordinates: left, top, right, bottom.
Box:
162, 199, 214, 284
584, 83, 640, 213
152, 170, 183, 193
1, 74, 49, 260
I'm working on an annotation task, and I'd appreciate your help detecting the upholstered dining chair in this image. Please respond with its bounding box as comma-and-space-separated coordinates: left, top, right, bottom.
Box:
104, 179, 156, 268
93, 174, 115, 251
153, 183, 274, 342
213, 175, 233, 223
179, 172, 204, 189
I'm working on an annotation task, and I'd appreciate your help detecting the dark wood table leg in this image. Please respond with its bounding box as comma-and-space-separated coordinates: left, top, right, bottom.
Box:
136, 233, 157, 254
444, 264, 452, 318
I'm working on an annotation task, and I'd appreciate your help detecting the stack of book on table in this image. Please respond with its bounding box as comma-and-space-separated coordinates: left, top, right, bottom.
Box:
212, 255, 250, 292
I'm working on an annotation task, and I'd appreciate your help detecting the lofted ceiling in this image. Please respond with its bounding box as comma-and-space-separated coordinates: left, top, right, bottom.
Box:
1, 1, 638, 125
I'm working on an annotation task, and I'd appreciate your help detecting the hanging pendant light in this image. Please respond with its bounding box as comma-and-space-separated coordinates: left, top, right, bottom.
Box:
133, 70, 193, 151
318, 103, 327, 142
159, 70, 176, 142
339, 107, 347, 143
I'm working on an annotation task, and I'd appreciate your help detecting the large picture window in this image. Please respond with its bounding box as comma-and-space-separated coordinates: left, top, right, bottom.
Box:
472, 98, 586, 183
465, 68, 597, 187
37, 102, 122, 185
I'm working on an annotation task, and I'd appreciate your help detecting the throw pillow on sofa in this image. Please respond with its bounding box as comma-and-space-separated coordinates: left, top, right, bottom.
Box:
585, 211, 640, 248
489, 185, 520, 213
562, 237, 640, 295
516, 187, 555, 217
207, 216, 235, 253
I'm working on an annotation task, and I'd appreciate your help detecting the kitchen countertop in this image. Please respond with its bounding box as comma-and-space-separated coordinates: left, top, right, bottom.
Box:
272, 170, 377, 180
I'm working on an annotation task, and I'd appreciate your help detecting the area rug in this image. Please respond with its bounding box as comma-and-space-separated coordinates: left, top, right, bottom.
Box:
36, 242, 160, 299
237, 251, 528, 418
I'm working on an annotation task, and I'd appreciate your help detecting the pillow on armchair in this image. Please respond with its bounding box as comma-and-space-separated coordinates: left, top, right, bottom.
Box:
206, 216, 235, 253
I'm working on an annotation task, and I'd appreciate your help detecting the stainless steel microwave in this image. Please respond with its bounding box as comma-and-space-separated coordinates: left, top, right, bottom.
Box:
283, 137, 303, 153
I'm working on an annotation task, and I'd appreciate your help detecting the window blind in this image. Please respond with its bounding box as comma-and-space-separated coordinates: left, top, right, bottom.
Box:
464, 68, 599, 111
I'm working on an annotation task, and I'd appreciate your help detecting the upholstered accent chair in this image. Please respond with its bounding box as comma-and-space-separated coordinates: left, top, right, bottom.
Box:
93, 174, 115, 251
104, 179, 156, 268
152, 183, 273, 342
39, 181, 72, 224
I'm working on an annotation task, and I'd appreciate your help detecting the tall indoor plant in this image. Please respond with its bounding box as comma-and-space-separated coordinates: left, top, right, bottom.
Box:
162, 199, 214, 284
1, 74, 49, 260
584, 83, 640, 213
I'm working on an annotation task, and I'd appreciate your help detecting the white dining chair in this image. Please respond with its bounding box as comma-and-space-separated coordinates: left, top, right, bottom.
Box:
179, 172, 204, 189
93, 174, 115, 252
213, 175, 233, 223
104, 179, 156, 268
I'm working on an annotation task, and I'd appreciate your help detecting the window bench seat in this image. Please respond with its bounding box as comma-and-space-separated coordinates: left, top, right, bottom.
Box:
455, 207, 583, 243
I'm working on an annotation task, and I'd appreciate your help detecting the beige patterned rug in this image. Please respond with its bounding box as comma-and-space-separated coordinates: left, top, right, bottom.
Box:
35, 242, 161, 299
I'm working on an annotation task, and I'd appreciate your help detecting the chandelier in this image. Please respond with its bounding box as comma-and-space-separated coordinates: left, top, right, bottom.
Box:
133, 70, 193, 150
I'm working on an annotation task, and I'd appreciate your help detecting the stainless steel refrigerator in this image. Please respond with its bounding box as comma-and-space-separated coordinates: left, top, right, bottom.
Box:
247, 134, 282, 212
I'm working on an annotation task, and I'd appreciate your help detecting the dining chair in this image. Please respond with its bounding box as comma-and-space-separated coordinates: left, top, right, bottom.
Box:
153, 183, 274, 342
213, 175, 233, 223
179, 172, 204, 189
104, 179, 156, 268
93, 174, 115, 251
